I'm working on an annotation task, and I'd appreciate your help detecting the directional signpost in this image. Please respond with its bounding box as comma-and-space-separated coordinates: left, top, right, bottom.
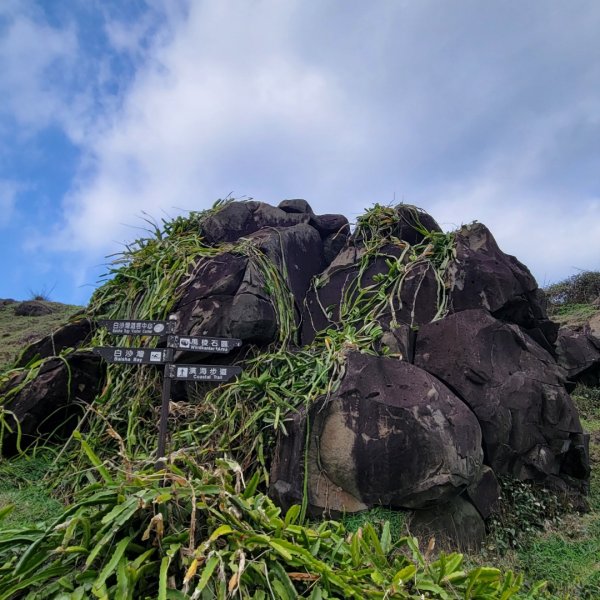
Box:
93, 347, 173, 365
167, 335, 242, 353
94, 317, 242, 469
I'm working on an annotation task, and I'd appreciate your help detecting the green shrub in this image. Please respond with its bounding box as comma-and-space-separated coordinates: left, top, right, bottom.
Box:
544, 270, 600, 307
486, 477, 566, 554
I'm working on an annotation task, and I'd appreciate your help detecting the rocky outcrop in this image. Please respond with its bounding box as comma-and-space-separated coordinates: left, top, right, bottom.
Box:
556, 327, 600, 387
2, 200, 591, 548
414, 309, 588, 486
0, 351, 103, 455
270, 352, 484, 517
15, 318, 92, 368
176, 201, 345, 347
447, 223, 558, 349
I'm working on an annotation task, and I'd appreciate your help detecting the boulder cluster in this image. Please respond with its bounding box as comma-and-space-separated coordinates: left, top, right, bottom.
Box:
1, 199, 594, 548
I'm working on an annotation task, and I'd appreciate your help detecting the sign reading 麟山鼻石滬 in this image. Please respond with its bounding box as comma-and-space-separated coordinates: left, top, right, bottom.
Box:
167, 335, 242, 353
93, 346, 173, 365
95, 317, 243, 469
97, 319, 176, 336
167, 364, 242, 382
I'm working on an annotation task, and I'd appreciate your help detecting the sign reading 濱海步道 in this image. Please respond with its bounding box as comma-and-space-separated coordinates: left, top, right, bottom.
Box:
94, 317, 243, 469
167, 364, 242, 382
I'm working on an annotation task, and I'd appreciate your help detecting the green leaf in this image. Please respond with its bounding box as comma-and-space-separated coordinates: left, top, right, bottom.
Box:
192, 555, 219, 595
92, 536, 131, 594
0, 505, 14, 522
158, 555, 170, 600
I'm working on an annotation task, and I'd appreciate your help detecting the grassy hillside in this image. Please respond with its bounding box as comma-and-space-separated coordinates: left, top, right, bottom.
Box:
0, 300, 82, 372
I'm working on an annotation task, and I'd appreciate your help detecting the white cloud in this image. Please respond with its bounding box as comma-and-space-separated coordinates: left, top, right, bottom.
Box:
0, 6, 78, 135
0, 180, 20, 227
24, 0, 599, 291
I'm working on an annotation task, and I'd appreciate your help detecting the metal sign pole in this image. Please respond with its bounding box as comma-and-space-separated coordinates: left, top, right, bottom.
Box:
155, 314, 178, 471
155, 363, 172, 470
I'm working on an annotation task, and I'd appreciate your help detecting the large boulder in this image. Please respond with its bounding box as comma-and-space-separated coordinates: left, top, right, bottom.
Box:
555, 327, 600, 387
301, 242, 441, 344
414, 309, 589, 488
0, 351, 104, 456
409, 495, 486, 551
174, 222, 326, 347
447, 223, 558, 348
270, 352, 484, 516
15, 317, 92, 368
200, 201, 310, 245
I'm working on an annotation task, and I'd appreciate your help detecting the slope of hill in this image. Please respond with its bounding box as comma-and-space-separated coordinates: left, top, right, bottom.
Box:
0, 299, 82, 372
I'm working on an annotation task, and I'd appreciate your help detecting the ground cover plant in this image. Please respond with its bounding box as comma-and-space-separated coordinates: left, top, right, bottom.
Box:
0, 201, 577, 598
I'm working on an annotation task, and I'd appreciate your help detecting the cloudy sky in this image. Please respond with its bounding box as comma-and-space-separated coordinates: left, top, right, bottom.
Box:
1, 0, 599, 305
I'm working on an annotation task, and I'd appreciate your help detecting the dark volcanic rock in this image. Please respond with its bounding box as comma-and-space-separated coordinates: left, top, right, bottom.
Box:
414, 309, 588, 488
15, 318, 93, 368
301, 243, 441, 344
393, 205, 442, 246
555, 328, 600, 386
0, 351, 104, 455
447, 223, 558, 346
270, 352, 483, 516
14, 301, 54, 316
200, 201, 310, 244
466, 466, 501, 519
409, 495, 486, 551
278, 199, 314, 214
175, 222, 326, 347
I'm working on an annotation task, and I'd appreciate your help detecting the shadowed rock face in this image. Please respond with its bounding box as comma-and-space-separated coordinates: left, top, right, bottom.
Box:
0, 351, 104, 455
556, 327, 600, 387
174, 221, 328, 346
15, 318, 92, 368
270, 352, 483, 516
414, 309, 588, 485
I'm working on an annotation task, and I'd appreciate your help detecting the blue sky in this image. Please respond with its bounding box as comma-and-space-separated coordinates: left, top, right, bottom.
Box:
1, 0, 599, 305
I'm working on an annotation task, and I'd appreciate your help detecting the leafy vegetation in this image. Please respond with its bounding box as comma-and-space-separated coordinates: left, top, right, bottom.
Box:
544, 270, 600, 307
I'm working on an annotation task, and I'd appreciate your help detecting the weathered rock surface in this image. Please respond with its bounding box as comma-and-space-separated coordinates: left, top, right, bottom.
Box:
466, 466, 501, 520
301, 243, 441, 344
447, 223, 558, 348
175, 222, 326, 346
15, 318, 92, 368
555, 327, 600, 387
270, 352, 483, 516
414, 309, 588, 486
0, 351, 103, 455
409, 495, 486, 551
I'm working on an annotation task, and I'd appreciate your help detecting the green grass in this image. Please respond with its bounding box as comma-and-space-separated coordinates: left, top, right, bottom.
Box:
0, 300, 82, 373
0, 451, 64, 528
547, 302, 599, 328
340, 506, 408, 540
